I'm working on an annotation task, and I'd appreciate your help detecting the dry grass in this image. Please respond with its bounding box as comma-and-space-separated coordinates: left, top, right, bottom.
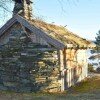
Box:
67, 75, 100, 94
31, 19, 95, 47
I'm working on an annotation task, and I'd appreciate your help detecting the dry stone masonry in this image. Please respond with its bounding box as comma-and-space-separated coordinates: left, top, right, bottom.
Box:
0, 26, 60, 92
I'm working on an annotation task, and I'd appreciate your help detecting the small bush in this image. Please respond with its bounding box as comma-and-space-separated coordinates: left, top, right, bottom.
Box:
88, 64, 95, 72
96, 67, 100, 73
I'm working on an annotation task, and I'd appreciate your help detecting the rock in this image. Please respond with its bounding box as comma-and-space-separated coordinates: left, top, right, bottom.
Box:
3, 82, 19, 87
0, 84, 8, 90
20, 79, 30, 84
17, 87, 32, 92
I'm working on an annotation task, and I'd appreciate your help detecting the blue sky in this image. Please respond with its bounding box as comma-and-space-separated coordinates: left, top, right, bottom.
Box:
0, 0, 100, 40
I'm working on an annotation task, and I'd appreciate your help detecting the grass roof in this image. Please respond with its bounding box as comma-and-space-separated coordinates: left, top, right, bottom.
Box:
31, 19, 95, 48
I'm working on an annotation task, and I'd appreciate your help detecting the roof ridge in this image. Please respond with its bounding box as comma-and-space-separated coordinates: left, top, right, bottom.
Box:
0, 15, 96, 49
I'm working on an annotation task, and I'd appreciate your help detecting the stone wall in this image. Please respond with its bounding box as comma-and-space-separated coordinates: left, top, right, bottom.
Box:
0, 28, 60, 92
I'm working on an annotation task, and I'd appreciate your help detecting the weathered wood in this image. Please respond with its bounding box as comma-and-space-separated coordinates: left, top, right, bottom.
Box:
16, 15, 66, 50
57, 50, 65, 91
0, 17, 16, 37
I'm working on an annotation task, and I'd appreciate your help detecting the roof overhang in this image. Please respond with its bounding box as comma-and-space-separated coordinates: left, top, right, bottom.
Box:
0, 15, 96, 50
0, 15, 66, 50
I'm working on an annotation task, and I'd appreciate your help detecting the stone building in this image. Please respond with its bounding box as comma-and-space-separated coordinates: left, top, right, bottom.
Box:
0, 0, 95, 92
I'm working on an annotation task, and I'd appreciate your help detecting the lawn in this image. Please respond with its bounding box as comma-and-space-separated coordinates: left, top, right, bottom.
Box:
0, 74, 100, 100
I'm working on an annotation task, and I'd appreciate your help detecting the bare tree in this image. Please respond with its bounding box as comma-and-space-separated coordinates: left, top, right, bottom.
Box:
0, 0, 12, 11
0, 0, 78, 15
0, 0, 78, 26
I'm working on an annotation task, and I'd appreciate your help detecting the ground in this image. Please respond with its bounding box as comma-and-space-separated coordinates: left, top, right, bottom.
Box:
0, 73, 100, 100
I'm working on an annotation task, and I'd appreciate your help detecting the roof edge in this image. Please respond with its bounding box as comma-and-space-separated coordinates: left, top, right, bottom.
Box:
0, 15, 65, 50
0, 16, 17, 37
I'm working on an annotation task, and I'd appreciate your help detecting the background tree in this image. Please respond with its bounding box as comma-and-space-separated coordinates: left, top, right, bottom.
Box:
88, 63, 95, 72
0, 0, 78, 26
89, 30, 100, 72
0, 0, 13, 13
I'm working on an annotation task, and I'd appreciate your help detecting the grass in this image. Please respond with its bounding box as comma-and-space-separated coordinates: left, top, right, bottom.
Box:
67, 76, 100, 94
0, 75, 100, 100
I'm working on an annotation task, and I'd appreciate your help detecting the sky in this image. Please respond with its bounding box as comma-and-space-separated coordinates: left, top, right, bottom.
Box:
0, 0, 100, 40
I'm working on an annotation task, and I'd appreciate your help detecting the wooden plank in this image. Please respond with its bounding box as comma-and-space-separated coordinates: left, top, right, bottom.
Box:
16, 15, 65, 50
0, 17, 16, 37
